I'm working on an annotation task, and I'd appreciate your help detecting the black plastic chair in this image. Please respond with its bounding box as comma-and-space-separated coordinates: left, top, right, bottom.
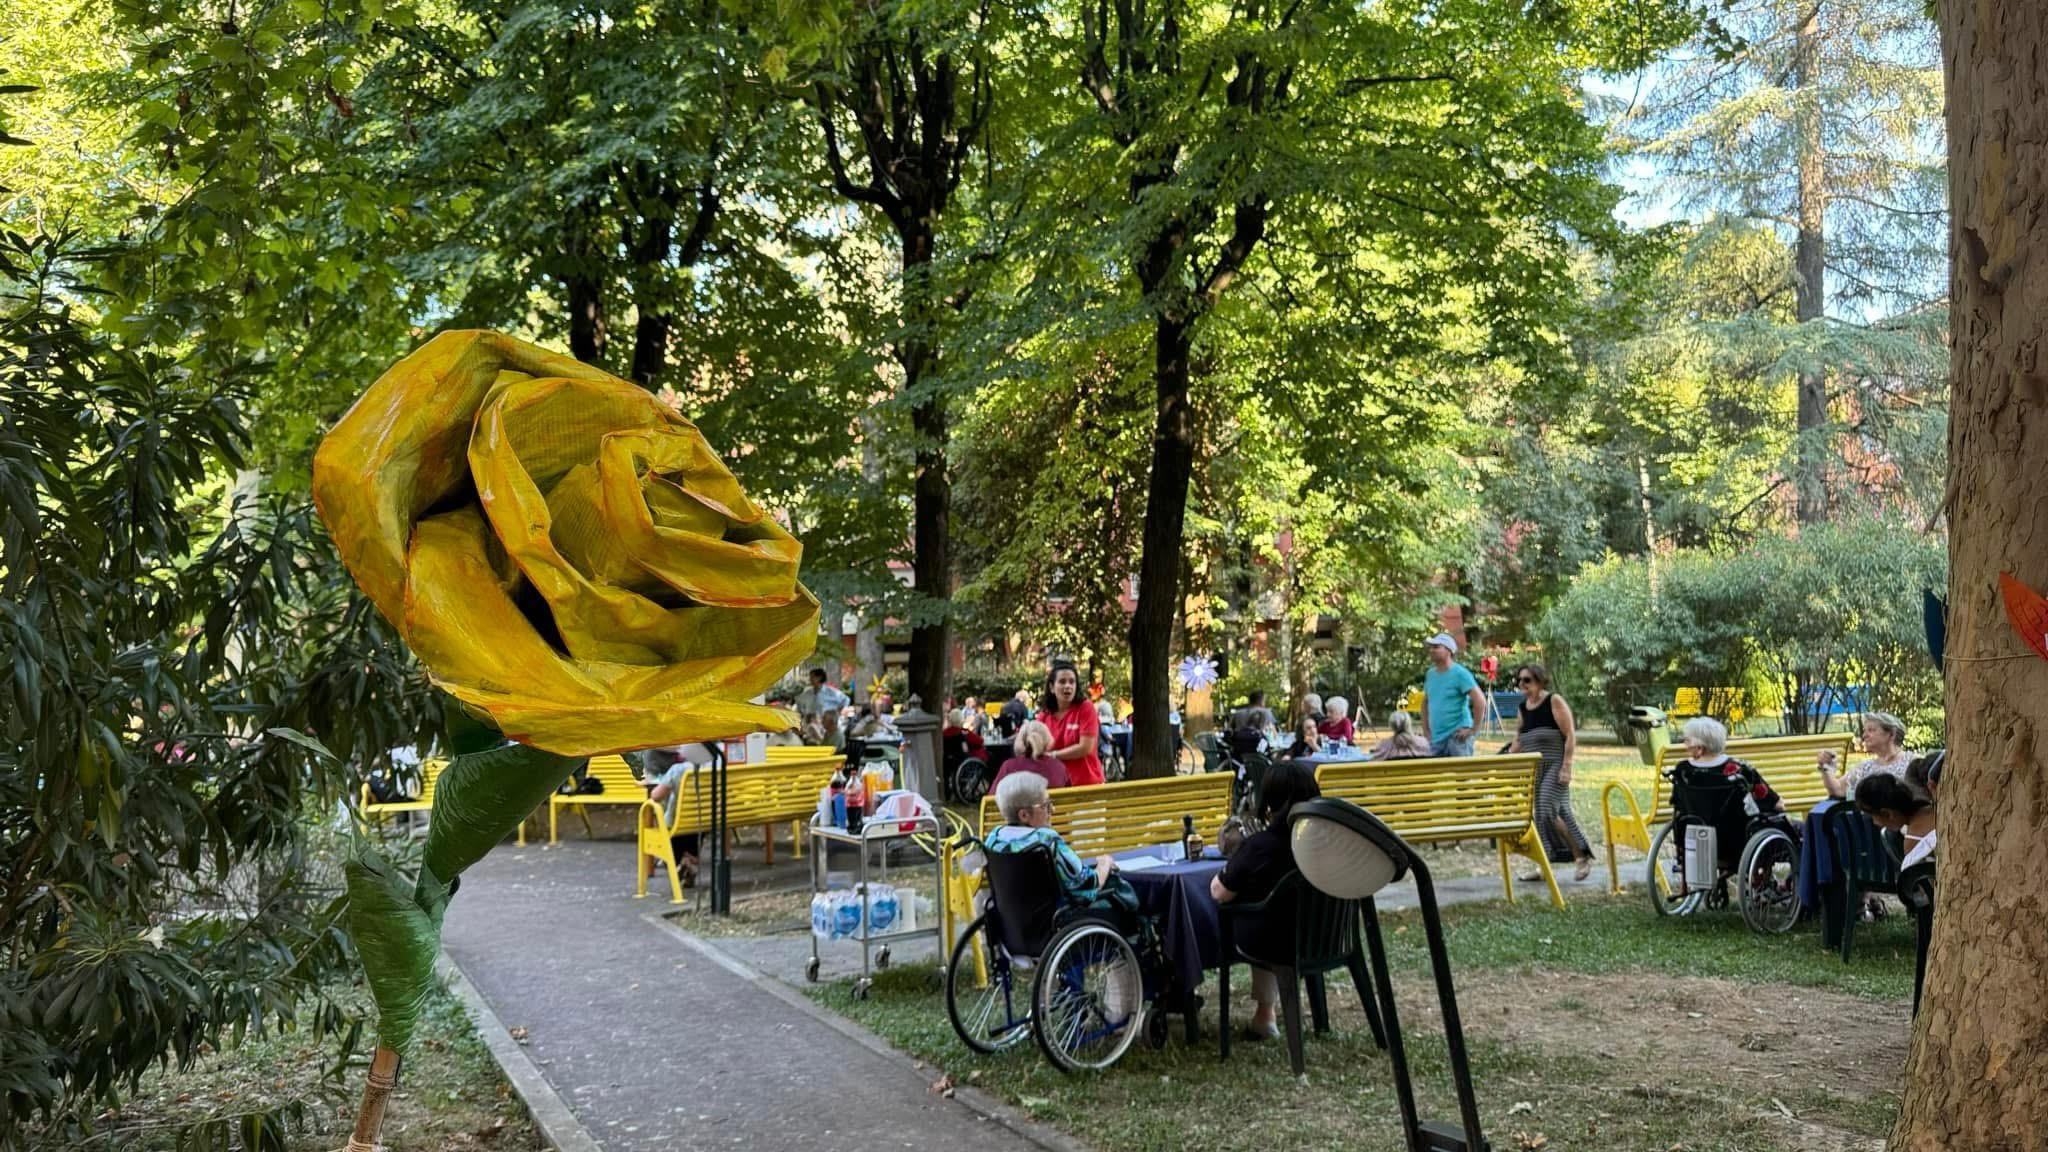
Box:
1236, 752, 1274, 824
1899, 859, 1936, 1015
981, 845, 1064, 960
1218, 870, 1387, 1075
1826, 805, 1903, 962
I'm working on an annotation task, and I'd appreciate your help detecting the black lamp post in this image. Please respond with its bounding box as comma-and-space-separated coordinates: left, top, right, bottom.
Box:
1289, 797, 1489, 1152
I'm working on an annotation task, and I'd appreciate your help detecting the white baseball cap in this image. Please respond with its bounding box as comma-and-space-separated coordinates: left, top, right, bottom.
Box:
1426, 632, 1459, 653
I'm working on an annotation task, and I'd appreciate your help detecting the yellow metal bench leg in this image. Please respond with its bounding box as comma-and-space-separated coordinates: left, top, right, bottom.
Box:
549, 801, 560, 845
791, 820, 803, 860
578, 806, 595, 840
1497, 840, 1516, 905
1537, 851, 1565, 910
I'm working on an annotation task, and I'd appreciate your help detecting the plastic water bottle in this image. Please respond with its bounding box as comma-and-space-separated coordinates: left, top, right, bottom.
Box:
864, 883, 899, 935
832, 890, 861, 939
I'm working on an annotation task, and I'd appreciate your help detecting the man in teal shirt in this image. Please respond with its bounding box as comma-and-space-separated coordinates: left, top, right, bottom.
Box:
1422, 632, 1484, 757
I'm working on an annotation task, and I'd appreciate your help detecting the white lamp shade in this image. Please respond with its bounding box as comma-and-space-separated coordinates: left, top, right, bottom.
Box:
1290, 798, 1410, 899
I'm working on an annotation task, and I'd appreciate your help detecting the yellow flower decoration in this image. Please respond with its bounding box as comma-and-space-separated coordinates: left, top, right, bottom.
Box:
312, 330, 817, 755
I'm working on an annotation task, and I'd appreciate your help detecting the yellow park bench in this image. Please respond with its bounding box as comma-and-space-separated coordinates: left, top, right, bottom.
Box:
1599, 733, 1854, 893
537, 754, 649, 844
360, 758, 448, 826
635, 752, 843, 903
975, 773, 1233, 859
1315, 754, 1564, 909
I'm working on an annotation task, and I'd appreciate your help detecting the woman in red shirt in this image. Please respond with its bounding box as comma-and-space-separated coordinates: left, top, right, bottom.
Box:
1038, 660, 1104, 787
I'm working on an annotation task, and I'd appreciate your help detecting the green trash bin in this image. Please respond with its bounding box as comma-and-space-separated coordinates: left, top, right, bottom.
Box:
1627, 706, 1669, 766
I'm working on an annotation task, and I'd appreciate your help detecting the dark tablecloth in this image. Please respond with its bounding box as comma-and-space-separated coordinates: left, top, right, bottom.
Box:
1117, 851, 1226, 995
1802, 799, 1857, 947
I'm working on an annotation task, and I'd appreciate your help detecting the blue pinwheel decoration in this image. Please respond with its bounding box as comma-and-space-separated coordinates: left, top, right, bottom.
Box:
1176, 654, 1221, 691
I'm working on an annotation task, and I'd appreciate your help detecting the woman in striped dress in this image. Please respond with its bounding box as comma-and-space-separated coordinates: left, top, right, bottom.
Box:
1508, 663, 1595, 881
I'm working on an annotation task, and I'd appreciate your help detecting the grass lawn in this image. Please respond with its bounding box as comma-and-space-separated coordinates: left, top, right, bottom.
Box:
33, 982, 541, 1152
806, 892, 1915, 1152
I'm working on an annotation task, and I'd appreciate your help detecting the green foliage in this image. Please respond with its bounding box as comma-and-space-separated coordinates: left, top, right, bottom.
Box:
0, 235, 433, 1140
1534, 516, 1945, 734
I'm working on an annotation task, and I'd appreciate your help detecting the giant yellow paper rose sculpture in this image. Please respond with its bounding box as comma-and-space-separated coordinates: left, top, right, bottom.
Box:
312, 330, 817, 755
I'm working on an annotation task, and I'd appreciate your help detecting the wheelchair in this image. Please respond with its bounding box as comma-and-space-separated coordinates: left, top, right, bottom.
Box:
942, 730, 991, 805
944, 843, 1180, 1072
1647, 765, 1803, 935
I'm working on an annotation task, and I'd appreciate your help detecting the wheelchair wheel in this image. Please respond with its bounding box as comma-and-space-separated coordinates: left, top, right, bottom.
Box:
946, 913, 1032, 1054
953, 758, 990, 805
1647, 821, 1705, 918
1032, 921, 1145, 1073
1738, 825, 1801, 935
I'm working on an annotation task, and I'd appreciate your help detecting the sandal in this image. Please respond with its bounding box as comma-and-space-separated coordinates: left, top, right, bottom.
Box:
1574, 857, 1595, 882
1240, 1021, 1280, 1043
681, 856, 700, 889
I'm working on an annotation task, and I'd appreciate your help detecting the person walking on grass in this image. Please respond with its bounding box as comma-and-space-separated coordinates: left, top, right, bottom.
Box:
1421, 632, 1484, 757
1506, 663, 1595, 882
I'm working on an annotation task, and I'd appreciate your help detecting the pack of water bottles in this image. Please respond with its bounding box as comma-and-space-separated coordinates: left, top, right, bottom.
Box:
810, 882, 901, 940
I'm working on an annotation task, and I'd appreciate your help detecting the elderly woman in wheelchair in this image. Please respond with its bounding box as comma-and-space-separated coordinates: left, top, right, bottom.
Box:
945, 771, 1176, 1071
1650, 718, 1804, 934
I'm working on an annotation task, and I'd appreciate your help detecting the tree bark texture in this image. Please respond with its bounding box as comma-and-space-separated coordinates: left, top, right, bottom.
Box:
1793, 1, 1830, 523
902, 224, 953, 714
1894, 3, 2048, 1146
815, 24, 988, 718
1128, 316, 1196, 777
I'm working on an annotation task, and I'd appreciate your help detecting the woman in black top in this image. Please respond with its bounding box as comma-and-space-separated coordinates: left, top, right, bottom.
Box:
1507, 663, 1593, 880
1210, 760, 1320, 1041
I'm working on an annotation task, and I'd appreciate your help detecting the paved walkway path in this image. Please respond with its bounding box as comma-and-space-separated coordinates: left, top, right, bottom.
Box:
443, 839, 1052, 1151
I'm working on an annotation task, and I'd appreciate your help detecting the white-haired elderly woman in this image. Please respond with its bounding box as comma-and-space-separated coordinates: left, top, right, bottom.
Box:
1675, 716, 1785, 818
1317, 696, 1355, 744
1300, 692, 1325, 725
1818, 711, 1912, 800
986, 771, 1119, 909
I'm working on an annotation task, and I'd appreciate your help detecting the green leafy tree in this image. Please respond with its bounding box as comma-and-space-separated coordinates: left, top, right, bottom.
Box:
1009, 0, 1692, 773
1614, 0, 1948, 523
0, 237, 432, 1141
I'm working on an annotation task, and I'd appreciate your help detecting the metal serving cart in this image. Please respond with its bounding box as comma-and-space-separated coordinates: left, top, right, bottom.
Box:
806, 809, 948, 999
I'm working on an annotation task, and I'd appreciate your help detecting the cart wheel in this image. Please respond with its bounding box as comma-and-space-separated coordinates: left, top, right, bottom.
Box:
875, 947, 892, 970
805, 957, 821, 984
1145, 1008, 1171, 1050
853, 978, 872, 1002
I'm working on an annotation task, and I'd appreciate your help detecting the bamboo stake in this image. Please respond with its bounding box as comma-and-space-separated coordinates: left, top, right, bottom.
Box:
346, 1046, 403, 1152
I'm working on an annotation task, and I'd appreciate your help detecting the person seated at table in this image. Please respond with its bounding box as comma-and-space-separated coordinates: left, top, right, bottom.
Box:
996, 688, 1033, 738
993, 720, 1070, 790
943, 708, 986, 760
1318, 696, 1355, 744
1368, 711, 1432, 760
1818, 711, 1913, 800
1855, 772, 1936, 869
1286, 717, 1323, 759
644, 742, 718, 887
1300, 693, 1325, 725
1909, 748, 1944, 797
960, 696, 989, 737
986, 770, 1122, 913
850, 703, 898, 742
1672, 716, 1789, 875
1210, 760, 1321, 1042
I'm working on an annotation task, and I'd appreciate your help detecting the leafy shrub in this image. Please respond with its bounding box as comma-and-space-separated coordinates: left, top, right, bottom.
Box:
1536, 517, 1946, 737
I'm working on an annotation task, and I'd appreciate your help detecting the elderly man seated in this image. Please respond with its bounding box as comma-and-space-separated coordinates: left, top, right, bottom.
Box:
985, 771, 1127, 914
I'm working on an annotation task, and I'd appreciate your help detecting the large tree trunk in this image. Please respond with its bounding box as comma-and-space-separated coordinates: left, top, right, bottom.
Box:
567, 272, 606, 367
1792, 2, 1830, 524
629, 210, 673, 388
1893, 3, 2048, 1145
1128, 314, 1196, 777
902, 225, 953, 714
